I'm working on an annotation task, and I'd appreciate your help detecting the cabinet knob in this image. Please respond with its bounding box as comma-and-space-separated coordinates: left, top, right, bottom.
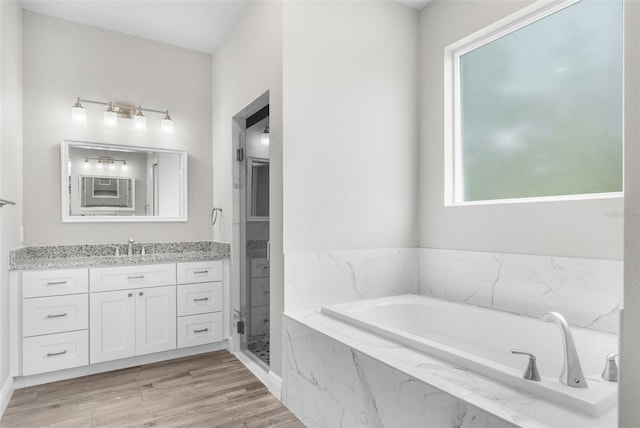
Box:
139, 291, 144, 296
128, 293, 133, 297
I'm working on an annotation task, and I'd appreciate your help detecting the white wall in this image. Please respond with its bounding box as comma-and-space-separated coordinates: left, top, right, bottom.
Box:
211, 1, 283, 376
282, 0, 418, 253
620, 1, 640, 425
22, 12, 212, 245
0, 0, 23, 401
419, 0, 623, 260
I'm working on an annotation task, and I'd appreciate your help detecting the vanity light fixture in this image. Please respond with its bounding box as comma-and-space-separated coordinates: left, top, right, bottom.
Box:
161, 110, 174, 134
70, 97, 174, 133
261, 125, 270, 146
133, 106, 146, 132
103, 102, 118, 129
71, 97, 87, 124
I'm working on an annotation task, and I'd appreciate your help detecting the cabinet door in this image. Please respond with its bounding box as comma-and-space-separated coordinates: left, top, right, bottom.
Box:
90, 290, 135, 364
136, 285, 176, 356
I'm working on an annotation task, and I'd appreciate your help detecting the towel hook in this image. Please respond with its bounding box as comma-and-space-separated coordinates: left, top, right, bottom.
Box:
0, 199, 16, 208
210, 206, 223, 225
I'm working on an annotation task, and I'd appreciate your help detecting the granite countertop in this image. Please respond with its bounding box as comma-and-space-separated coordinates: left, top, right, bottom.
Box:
10, 241, 230, 271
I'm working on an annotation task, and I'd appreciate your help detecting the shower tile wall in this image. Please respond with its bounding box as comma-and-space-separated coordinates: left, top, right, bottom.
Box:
419, 248, 622, 334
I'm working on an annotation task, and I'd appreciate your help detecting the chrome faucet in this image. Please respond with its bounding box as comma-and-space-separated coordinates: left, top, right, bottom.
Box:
542, 311, 588, 388
128, 238, 134, 256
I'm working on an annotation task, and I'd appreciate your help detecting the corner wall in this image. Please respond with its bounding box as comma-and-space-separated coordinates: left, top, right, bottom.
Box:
210, 1, 283, 376
418, 0, 623, 260
282, 0, 419, 253
22, 12, 212, 245
0, 0, 23, 408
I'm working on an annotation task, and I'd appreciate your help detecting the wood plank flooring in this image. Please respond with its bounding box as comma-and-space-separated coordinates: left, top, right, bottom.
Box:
1, 350, 304, 428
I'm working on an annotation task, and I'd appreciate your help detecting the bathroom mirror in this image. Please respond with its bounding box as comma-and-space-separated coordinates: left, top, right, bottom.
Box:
61, 140, 187, 222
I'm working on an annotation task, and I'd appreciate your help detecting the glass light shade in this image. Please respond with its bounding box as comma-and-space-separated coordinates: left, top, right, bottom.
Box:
71, 106, 87, 124
161, 117, 174, 133
103, 110, 117, 129
133, 114, 147, 131
109, 162, 116, 170
121, 162, 128, 171
83, 158, 90, 168
261, 125, 270, 146
96, 161, 103, 169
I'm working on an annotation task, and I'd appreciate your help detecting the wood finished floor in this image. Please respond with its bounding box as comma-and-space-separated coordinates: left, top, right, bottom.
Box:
0, 350, 304, 428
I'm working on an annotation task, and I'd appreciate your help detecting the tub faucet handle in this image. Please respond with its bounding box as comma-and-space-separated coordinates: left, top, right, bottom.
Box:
602, 352, 618, 382
511, 350, 541, 382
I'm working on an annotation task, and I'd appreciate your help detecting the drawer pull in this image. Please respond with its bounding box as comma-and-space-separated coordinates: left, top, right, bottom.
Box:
194, 328, 209, 333
46, 350, 68, 357
128, 275, 144, 280
194, 297, 209, 302
193, 270, 209, 274
128, 293, 133, 297
46, 280, 68, 285
46, 313, 68, 318
263, 291, 270, 294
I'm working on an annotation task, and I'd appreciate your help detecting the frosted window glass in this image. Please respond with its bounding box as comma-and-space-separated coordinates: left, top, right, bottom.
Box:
459, 0, 623, 202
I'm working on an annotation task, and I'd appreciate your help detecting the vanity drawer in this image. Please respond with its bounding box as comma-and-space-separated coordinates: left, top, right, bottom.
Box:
251, 258, 269, 279
177, 282, 222, 316
177, 312, 223, 348
90, 264, 176, 292
23, 294, 88, 337
250, 277, 270, 308
23, 269, 88, 298
177, 261, 222, 284
23, 330, 88, 376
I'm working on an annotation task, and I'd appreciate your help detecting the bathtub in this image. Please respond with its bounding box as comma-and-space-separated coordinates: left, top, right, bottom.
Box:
321, 294, 618, 417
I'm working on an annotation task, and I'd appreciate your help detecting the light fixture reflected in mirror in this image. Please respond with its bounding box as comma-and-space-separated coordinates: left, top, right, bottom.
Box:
261, 125, 270, 146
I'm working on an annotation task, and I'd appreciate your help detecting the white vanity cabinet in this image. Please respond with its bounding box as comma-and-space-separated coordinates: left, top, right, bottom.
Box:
89, 265, 177, 364
21, 269, 89, 376
14, 259, 225, 381
176, 261, 223, 348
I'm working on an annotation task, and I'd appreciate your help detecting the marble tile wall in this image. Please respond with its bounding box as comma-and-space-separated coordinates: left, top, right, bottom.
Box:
283, 247, 621, 333
283, 316, 515, 428
419, 248, 622, 334
284, 248, 419, 311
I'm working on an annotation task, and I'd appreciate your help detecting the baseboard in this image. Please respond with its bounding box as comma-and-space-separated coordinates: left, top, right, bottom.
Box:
0, 375, 14, 418
233, 350, 282, 400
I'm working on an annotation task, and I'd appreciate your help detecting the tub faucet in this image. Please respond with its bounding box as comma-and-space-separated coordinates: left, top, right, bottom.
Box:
128, 238, 134, 256
542, 311, 588, 388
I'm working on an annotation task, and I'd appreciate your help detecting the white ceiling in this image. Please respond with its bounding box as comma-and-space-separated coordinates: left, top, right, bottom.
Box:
20, 0, 252, 54
20, 0, 433, 54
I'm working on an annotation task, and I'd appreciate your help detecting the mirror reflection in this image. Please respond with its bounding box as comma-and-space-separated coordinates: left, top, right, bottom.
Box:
62, 141, 187, 222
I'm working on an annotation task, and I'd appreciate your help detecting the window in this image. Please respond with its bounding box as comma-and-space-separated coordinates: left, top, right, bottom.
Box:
445, 0, 623, 205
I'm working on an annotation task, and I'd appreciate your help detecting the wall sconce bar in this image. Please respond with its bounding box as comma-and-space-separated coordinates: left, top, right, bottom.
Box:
71, 97, 173, 133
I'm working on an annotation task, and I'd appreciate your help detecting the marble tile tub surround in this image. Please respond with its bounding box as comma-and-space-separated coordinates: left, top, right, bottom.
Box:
284, 248, 419, 312
283, 312, 616, 428
419, 248, 622, 334
10, 240, 230, 270
284, 247, 621, 334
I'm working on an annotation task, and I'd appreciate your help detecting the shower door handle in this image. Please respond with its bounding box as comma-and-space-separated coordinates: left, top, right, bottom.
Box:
267, 240, 271, 262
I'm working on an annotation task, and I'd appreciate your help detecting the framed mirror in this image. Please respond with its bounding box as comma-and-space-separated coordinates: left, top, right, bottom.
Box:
61, 140, 187, 222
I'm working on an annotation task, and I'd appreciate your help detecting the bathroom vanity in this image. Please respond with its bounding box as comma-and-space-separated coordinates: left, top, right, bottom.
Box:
9, 241, 229, 386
